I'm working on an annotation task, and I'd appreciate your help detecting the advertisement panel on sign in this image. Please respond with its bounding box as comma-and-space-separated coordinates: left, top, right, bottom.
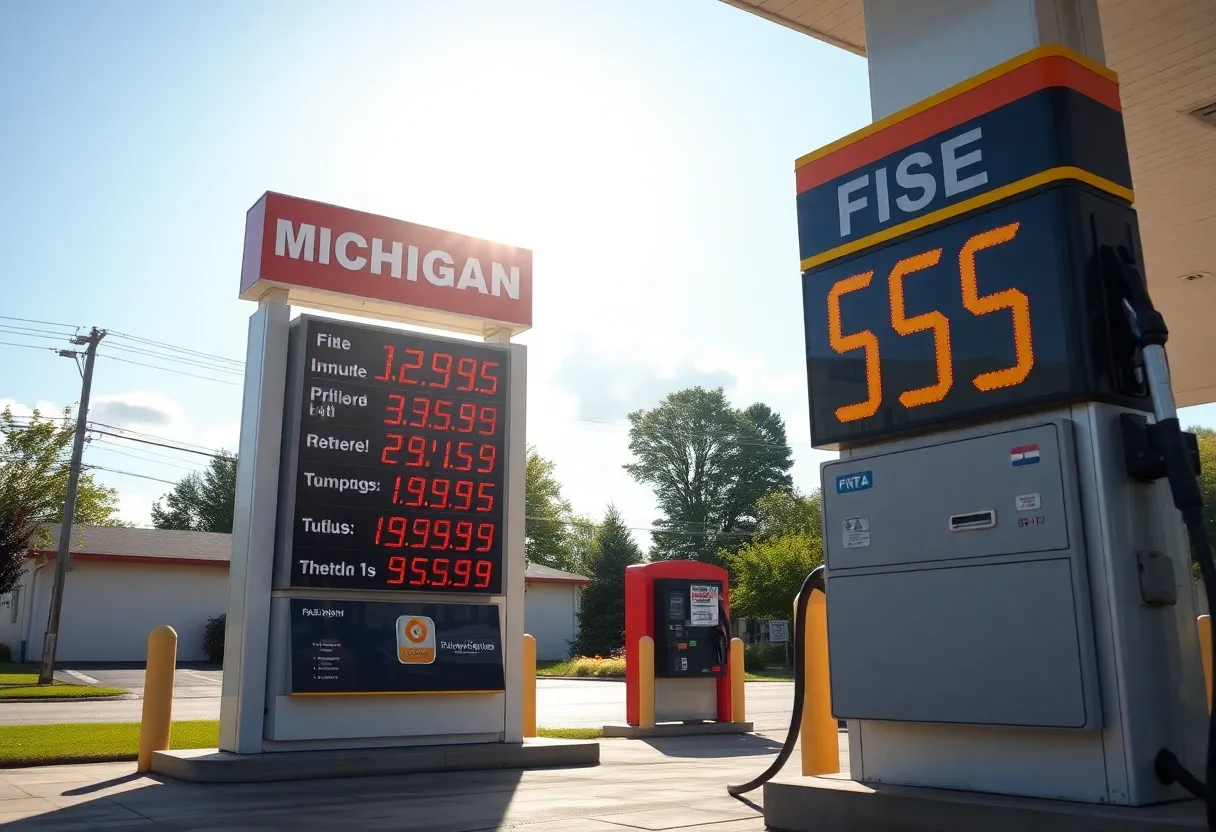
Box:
240, 192, 533, 336
289, 598, 504, 695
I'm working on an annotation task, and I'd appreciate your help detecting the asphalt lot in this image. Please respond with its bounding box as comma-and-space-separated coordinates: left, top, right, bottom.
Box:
5, 667, 797, 730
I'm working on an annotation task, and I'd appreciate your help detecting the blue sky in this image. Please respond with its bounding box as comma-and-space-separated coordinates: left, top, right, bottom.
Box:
2, 1, 1213, 532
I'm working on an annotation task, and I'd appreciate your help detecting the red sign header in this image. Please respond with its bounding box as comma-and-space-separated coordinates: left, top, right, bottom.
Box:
239, 192, 533, 334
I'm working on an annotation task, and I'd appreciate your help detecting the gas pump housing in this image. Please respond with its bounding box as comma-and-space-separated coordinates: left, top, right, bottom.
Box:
625, 561, 733, 726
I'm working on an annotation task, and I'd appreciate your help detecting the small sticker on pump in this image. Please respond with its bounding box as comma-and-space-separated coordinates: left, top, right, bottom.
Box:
843, 516, 871, 549
1016, 492, 1041, 511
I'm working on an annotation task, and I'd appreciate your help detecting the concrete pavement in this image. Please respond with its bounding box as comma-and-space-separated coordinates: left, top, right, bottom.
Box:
0, 729, 848, 830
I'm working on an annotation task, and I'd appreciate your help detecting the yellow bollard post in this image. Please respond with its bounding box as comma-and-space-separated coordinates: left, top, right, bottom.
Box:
522, 633, 537, 738
638, 635, 655, 729
137, 625, 178, 773
1199, 615, 1212, 713
730, 637, 746, 724
801, 589, 839, 776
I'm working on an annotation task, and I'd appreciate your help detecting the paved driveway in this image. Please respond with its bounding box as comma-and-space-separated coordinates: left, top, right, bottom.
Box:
4, 670, 797, 732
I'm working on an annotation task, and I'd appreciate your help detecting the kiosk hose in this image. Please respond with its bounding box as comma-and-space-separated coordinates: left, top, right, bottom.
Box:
726, 565, 825, 797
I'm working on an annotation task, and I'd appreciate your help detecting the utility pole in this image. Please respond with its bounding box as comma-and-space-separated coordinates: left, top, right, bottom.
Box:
38, 328, 105, 685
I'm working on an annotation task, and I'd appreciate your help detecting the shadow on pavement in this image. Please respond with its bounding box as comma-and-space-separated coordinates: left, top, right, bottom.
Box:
4, 766, 527, 831
642, 733, 786, 758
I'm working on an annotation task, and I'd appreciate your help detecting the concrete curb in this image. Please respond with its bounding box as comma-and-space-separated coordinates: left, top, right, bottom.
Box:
152, 738, 600, 783
0, 694, 137, 704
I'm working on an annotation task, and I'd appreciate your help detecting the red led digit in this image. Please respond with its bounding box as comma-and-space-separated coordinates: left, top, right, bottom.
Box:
477, 361, 499, 395
375, 516, 385, 545
476, 482, 494, 512
404, 476, 425, 507
392, 477, 401, 503
432, 557, 450, 586
409, 557, 427, 586
431, 478, 450, 509
477, 444, 496, 473
385, 394, 406, 425
442, 440, 452, 468
387, 556, 406, 585
410, 396, 430, 428
453, 559, 472, 587
454, 442, 474, 471
386, 516, 408, 548
431, 352, 452, 388
457, 403, 476, 433
375, 345, 395, 382
432, 399, 452, 430
477, 406, 497, 436
406, 435, 426, 467
454, 480, 473, 510
475, 523, 494, 552
456, 357, 477, 391
433, 519, 452, 550
412, 518, 431, 548
399, 348, 424, 384
455, 521, 473, 551
382, 433, 403, 465
474, 561, 492, 588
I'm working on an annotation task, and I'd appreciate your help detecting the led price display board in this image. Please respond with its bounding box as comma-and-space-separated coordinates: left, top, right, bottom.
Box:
282, 316, 510, 594
803, 183, 1151, 449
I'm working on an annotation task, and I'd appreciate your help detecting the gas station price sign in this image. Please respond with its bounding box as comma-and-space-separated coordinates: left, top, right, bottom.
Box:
803, 184, 1150, 449
282, 316, 510, 594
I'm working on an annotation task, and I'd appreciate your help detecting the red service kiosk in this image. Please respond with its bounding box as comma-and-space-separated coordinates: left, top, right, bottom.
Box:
625, 561, 733, 726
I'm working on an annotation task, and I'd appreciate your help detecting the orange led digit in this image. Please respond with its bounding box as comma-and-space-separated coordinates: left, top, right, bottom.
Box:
959, 223, 1035, 391
888, 249, 953, 407
827, 271, 883, 422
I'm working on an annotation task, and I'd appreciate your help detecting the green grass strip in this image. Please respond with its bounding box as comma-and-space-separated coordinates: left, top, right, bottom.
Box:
0, 721, 220, 767
536, 727, 604, 740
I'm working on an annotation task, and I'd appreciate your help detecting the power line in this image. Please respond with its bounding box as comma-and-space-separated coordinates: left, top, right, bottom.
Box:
87, 440, 204, 471
84, 464, 179, 486
95, 353, 243, 386
106, 330, 244, 367
88, 422, 227, 455
0, 314, 81, 330
0, 340, 59, 352
87, 427, 227, 459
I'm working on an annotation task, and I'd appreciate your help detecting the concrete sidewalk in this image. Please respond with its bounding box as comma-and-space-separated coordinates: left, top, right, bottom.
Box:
0, 731, 840, 830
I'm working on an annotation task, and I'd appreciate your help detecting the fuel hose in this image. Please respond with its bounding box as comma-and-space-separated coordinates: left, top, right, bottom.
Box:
1106, 244, 1215, 831
727, 565, 825, 796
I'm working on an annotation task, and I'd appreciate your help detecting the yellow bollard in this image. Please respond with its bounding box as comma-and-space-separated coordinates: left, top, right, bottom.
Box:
137, 625, 178, 773
638, 635, 656, 729
1199, 616, 1212, 713
522, 633, 537, 738
730, 637, 746, 724
800, 589, 839, 776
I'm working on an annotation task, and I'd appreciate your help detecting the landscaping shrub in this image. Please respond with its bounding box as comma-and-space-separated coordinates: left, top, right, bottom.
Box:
743, 643, 785, 672
0, 643, 11, 663
203, 614, 225, 664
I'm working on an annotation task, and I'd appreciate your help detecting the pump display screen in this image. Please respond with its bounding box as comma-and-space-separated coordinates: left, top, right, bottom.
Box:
804, 187, 1081, 449
289, 318, 509, 595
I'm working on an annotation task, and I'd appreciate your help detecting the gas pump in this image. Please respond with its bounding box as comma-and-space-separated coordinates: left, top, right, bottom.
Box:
728, 44, 1216, 829
625, 562, 735, 727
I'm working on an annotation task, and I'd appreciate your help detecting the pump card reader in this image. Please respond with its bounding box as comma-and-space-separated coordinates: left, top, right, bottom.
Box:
652, 578, 728, 679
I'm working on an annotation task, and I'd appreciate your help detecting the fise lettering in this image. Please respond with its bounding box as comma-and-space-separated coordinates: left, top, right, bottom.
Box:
836, 127, 988, 237
303, 472, 380, 494
309, 387, 368, 419
300, 518, 354, 535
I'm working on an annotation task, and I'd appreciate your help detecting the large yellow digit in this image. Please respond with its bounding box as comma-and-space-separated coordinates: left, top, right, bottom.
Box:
959, 223, 1035, 391
827, 271, 882, 422
888, 249, 953, 407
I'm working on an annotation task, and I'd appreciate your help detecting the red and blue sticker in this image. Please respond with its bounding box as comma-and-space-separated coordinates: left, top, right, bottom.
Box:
1010, 444, 1041, 467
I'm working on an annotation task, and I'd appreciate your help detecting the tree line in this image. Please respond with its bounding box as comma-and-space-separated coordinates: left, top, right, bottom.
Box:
5, 399, 1216, 659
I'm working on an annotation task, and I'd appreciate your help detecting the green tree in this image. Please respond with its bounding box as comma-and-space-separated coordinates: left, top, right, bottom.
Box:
525, 446, 576, 571
571, 505, 643, 657
566, 514, 599, 576
151, 451, 238, 533
725, 488, 823, 623
0, 407, 124, 593
1191, 426, 1216, 580
624, 387, 794, 564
